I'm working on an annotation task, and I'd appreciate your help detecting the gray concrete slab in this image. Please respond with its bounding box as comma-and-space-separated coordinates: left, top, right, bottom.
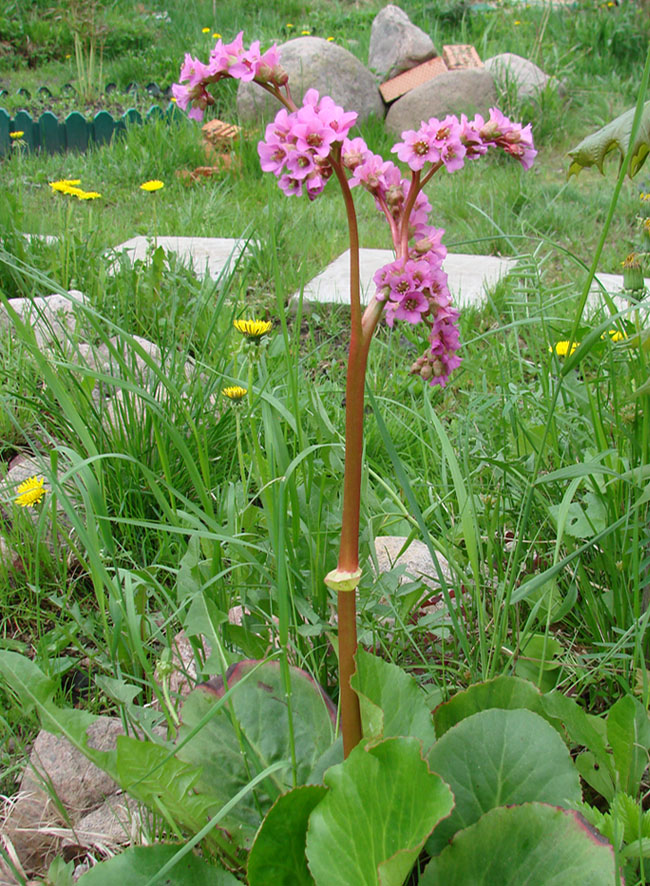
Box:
110, 236, 251, 278
292, 248, 517, 308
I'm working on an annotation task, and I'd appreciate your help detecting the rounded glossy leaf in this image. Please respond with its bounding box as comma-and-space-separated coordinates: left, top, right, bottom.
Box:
433, 675, 545, 738
421, 803, 619, 885
306, 736, 454, 886
427, 708, 581, 853
78, 845, 239, 885
248, 785, 327, 886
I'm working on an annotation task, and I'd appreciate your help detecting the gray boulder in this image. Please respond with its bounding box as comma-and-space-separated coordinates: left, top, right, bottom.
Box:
369, 5, 437, 80
237, 37, 384, 124
484, 52, 558, 99
386, 68, 497, 134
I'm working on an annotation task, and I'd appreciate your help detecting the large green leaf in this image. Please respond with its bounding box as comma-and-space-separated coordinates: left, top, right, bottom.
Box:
248, 786, 327, 886
607, 695, 650, 795
176, 660, 337, 837
0, 651, 114, 772
305, 736, 454, 886
432, 675, 545, 738
421, 804, 619, 885
77, 845, 239, 885
427, 708, 581, 853
568, 100, 650, 179
351, 649, 436, 750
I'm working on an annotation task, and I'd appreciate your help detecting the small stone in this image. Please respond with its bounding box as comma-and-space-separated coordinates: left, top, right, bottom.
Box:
0, 291, 88, 351
373, 536, 452, 593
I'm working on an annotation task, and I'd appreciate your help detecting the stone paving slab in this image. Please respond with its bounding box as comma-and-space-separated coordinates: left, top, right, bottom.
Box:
587, 272, 650, 314
106, 237, 650, 318
291, 248, 517, 308
111, 236, 250, 278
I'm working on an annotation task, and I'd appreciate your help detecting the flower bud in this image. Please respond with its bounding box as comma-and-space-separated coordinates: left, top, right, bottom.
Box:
255, 62, 273, 83
271, 65, 289, 86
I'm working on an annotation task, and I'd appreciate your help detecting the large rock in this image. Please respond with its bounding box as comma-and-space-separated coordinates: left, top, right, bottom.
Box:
237, 37, 384, 124
386, 68, 497, 135
369, 5, 437, 80
484, 52, 557, 99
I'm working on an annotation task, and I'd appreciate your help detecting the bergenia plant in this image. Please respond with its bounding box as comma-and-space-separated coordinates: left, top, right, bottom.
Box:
173, 33, 536, 757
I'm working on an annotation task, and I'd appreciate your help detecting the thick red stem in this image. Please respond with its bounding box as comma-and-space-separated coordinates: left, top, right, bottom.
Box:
329, 158, 385, 757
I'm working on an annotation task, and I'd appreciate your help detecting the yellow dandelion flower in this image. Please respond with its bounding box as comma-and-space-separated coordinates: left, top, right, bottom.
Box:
140, 180, 164, 192
9, 131, 24, 139
301, 29, 311, 35
286, 23, 294, 28
202, 27, 211, 33
514, 19, 521, 24
77, 190, 102, 200
234, 318, 273, 340
49, 179, 82, 194
640, 192, 650, 202
550, 340, 579, 357
15, 475, 47, 508
213, 32, 221, 39
65, 53, 71, 59
222, 385, 248, 400
643, 218, 650, 233
601, 329, 627, 342
327, 36, 335, 42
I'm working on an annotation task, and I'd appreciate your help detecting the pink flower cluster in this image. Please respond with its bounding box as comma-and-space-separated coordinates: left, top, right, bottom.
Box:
174, 33, 538, 388
393, 108, 537, 173
258, 89, 357, 199
172, 32, 284, 121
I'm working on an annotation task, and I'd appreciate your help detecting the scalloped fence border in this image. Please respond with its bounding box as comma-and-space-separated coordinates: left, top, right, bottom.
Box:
0, 103, 185, 157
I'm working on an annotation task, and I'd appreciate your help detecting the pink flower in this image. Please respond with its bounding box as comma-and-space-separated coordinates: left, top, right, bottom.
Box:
179, 53, 211, 87
391, 290, 429, 325
258, 140, 291, 174
341, 137, 371, 171
393, 127, 439, 171
292, 106, 337, 158
286, 150, 316, 179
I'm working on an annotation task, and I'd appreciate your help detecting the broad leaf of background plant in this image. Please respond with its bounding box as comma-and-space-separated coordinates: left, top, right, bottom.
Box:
247, 785, 327, 886
0, 652, 221, 837
77, 844, 239, 885
0, 651, 114, 773
176, 660, 337, 837
113, 735, 216, 835
351, 648, 436, 750
420, 804, 619, 885
607, 695, 650, 795
305, 737, 454, 886
426, 708, 581, 854
541, 691, 612, 769
432, 675, 546, 737
567, 100, 650, 179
